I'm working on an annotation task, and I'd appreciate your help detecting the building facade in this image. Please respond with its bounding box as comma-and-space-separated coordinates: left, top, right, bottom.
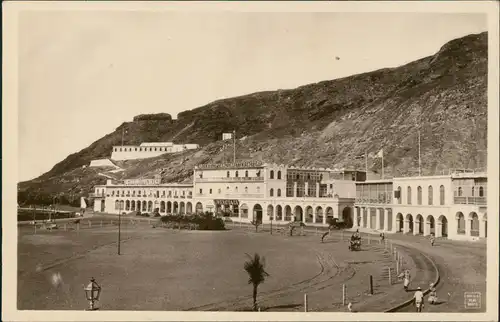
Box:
110, 142, 200, 161
90, 163, 487, 241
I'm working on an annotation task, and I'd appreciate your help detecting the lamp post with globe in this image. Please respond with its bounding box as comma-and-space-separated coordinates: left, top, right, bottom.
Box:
83, 277, 102, 310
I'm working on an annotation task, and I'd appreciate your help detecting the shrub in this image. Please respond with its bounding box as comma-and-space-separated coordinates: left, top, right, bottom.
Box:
159, 211, 225, 230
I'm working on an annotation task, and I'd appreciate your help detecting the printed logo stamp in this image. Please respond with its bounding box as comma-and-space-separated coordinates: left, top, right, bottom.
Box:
464, 292, 481, 309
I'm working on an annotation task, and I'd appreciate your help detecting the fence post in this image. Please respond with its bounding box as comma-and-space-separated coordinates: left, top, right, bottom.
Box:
396, 259, 400, 275
342, 284, 346, 306
304, 294, 308, 312
388, 267, 392, 285
369, 275, 373, 295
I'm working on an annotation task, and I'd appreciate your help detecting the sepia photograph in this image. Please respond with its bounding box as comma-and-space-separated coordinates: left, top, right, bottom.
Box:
2, 1, 499, 321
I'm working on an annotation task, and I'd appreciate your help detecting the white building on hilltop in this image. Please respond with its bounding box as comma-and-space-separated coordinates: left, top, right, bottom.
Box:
110, 142, 199, 161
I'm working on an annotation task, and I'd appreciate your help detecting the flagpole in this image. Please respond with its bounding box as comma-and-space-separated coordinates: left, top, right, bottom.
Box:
365, 151, 368, 175
381, 151, 384, 179
233, 130, 236, 164
418, 130, 421, 176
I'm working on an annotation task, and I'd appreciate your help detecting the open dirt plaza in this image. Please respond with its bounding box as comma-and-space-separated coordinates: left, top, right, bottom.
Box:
17, 217, 487, 312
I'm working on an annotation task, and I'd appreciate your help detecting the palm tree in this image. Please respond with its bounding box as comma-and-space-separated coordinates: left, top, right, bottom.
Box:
243, 253, 270, 311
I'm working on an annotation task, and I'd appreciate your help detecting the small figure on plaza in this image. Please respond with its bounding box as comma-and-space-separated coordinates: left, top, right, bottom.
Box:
403, 269, 411, 291
430, 233, 436, 246
414, 286, 424, 312
428, 283, 438, 304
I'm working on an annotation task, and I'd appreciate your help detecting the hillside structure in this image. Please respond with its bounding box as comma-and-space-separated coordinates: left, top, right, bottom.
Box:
90, 162, 487, 242
110, 142, 199, 161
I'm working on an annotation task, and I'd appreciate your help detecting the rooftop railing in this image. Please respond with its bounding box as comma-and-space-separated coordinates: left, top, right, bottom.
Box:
196, 177, 264, 182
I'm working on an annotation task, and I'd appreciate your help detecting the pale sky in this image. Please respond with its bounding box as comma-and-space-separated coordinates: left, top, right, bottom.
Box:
17, 11, 487, 182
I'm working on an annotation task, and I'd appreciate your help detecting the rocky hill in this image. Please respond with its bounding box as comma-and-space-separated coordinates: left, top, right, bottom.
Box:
18, 32, 488, 205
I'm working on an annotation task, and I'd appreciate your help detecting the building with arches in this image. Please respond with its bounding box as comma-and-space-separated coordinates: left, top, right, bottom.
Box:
354, 170, 487, 241
90, 162, 487, 242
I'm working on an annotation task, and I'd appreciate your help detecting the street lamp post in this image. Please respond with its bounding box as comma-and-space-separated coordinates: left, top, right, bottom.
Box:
83, 277, 102, 310
118, 202, 122, 255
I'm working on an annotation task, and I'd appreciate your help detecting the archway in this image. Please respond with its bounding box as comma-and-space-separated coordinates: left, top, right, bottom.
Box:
119, 200, 125, 212
456, 212, 465, 235
142, 201, 147, 212
186, 202, 192, 214
240, 204, 249, 218
173, 201, 178, 214
387, 209, 393, 231
195, 202, 203, 214
160, 201, 165, 213
276, 205, 283, 221
316, 206, 324, 224
284, 205, 292, 221
305, 206, 313, 223
469, 212, 479, 237
147, 201, 153, 212
426, 215, 435, 236
294, 205, 303, 222
370, 208, 377, 229
405, 214, 414, 234
415, 214, 424, 235
167, 201, 172, 213
326, 207, 334, 223
180, 202, 185, 215
253, 204, 263, 223
362, 208, 368, 228
131, 200, 135, 211
101, 200, 105, 212
396, 213, 404, 232
342, 207, 353, 228
378, 208, 385, 230
267, 205, 274, 220
438, 215, 448, 237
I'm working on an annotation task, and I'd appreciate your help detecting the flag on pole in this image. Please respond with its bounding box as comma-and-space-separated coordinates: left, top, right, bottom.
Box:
222, 133, 233, 140
376, 149, 384, 158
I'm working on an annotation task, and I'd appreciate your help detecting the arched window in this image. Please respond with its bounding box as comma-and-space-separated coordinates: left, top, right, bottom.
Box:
397, 186, 402, 204
235, 171, 239, 178
407, 186, 412, 204
270, 170, 274, 179
270, 188, 274, 197
428, 185, 433, 205
458, 187, 463, 196
439, 185, 445, 205
479, 186, 484, 197
277, 189, 282, 197
245, 171, 249, 177
277, 171, 281, 179
227, 171, 230, 178
296, 174, 300, 180
472, 187, 475, 196
417, 186, 422, 205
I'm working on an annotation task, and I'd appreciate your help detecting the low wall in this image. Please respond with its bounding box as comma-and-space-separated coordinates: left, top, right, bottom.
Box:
89, 158, 117, 168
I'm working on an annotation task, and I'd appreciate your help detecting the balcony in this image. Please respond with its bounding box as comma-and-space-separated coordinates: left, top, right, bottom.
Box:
196, 177, 265, 182
89, 193, 105, 198
454, 196, 487, 205
355, 198, 391, 204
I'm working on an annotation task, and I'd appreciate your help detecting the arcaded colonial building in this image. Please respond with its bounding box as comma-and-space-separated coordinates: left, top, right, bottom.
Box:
110, 142, 199, 161
90, 163, 487, 241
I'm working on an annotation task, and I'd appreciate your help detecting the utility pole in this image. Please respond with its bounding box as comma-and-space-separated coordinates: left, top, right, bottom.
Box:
233, 130, 236, 164
418, 130, 421, 176
118, 202, 122, 255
